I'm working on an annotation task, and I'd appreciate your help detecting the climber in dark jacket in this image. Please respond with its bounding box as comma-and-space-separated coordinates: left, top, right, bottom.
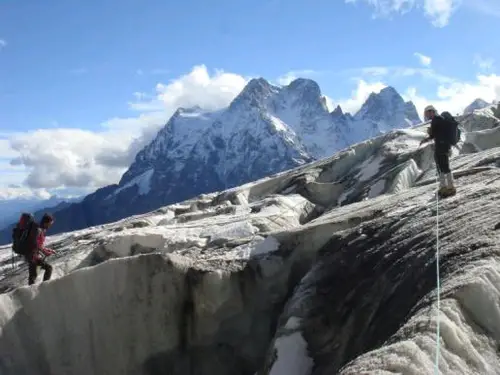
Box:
420, 105, 456, 197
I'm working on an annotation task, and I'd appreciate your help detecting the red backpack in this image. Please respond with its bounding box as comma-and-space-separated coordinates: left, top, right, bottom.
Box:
12, 213, 38, 256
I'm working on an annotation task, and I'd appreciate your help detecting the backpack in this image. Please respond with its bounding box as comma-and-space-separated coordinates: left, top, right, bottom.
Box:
441, 111, 461, 146
12, 213, 37, 256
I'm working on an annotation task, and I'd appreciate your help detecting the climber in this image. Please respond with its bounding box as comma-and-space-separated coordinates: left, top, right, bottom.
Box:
25, 213, 56, 285
419, 105, 457, 197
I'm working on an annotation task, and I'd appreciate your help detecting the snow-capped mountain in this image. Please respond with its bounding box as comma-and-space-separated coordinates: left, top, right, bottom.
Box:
119, 105, 222, 186
353, 86, 421, 142
464, 98, 491, 114
122, 79, 420, 189
0, 78, 421, 239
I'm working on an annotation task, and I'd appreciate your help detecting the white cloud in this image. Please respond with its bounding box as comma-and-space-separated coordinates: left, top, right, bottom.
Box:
414, 52, 432, 67
8, 128, 131, 189
403, 74, 500, 116
147, 66, 247, 112
464, 0, 500, 18
473, 54, 495, 72
345, 0, 461, 27
423, 0, 460, 27
3, 65, 249, 194
0, 186, 52, 200
0, 166, 25, 189
336, 63, 500, 116
334, 63, 458, 114
351, 65, 453, 83
359, 67, 390, 77
345, 0, 415, 16
324, 96, 336, 112
0, 156, 51, 200
0, 139, 18, 159
276, 70, 318, 85
335, 80, 387, 114
0, 39, 6, 49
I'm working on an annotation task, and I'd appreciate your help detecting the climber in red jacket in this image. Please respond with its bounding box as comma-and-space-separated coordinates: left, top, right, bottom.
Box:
26, 213, 56, 285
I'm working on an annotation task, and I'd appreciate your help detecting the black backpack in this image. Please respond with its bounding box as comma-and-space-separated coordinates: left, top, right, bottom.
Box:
441, 111, 461, 146
12, 213, 37, 256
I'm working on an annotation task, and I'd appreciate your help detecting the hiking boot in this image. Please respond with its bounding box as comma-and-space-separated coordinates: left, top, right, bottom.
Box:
438, 187, 456, 198
438, 173, 456, 198
439, 173, 446, 190
438, 186, 449, 197
437, 173, 447, 195
445, 173, 456, 195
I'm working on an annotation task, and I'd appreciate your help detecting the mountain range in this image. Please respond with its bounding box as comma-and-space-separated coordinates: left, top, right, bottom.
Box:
0, 195, 81, 230
1, 77, 424, 243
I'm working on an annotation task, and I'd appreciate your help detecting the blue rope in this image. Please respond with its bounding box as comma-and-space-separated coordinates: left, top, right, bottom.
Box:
435, 173, 441, 374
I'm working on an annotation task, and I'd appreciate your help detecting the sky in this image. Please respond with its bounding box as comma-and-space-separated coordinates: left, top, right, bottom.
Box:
0, 0, 499, 200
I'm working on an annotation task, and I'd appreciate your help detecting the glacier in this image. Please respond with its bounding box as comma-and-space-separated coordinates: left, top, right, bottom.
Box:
0, 107, 500, 375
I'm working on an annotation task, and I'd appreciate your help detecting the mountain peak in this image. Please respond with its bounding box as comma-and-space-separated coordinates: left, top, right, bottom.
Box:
229, 78, 277, 109
353, 86, 421, 130
355, 86, 404, 120
286, 78, 321, 95
331, 105, 344, 118
242, 77, 276, 97
363, 86, 401, 105
379, 86, 399, 96
246, 77, 272, 90
404, 101, 421, 124
464, 98, 490, 114
275, 77, 330, 117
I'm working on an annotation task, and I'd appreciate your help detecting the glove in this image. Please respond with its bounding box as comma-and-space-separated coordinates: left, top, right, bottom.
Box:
44, 248, 56, 256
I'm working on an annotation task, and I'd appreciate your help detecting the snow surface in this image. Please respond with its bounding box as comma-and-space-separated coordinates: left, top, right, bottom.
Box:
357, 155, 383, 181
109, 168, 154, 198
0, 110, 500, 375
269, 324, 313, 375
389, 159, 422, 194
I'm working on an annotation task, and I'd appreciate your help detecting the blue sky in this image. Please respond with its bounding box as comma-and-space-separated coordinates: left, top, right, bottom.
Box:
0, 0, 499, 199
